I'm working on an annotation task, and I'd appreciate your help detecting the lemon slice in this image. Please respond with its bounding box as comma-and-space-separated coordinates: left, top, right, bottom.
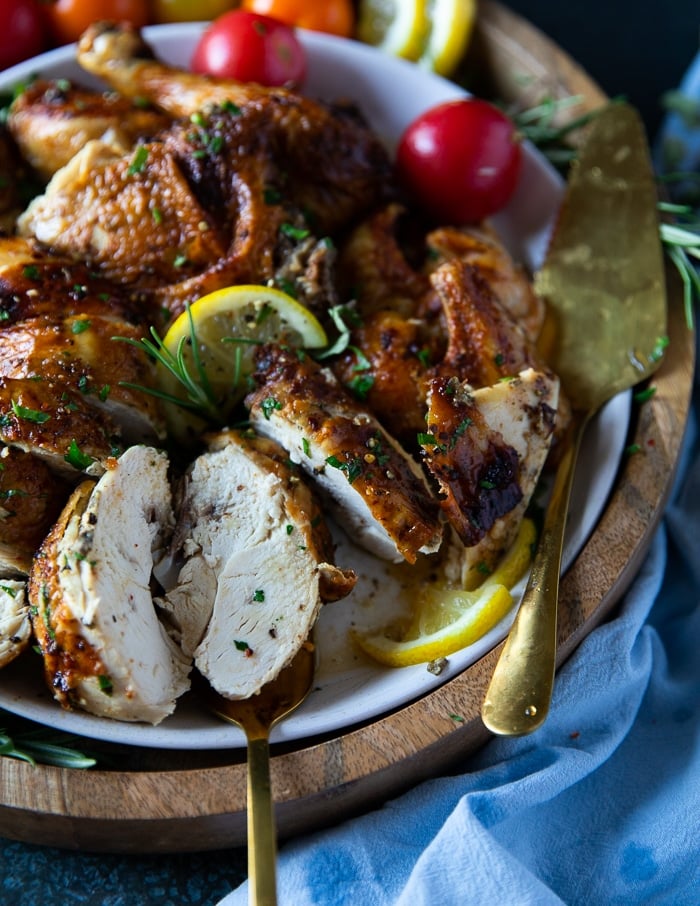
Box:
353, 517, 537, 667
357, 0, 429, 61
357, 0, 476, 76
353, 583, 514, 667
419, 0, 477, 76
157, 285, 327, 441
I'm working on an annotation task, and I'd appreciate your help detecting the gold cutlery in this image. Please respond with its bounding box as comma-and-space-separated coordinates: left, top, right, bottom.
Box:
195, 643, 315, 905
482, 102, 668, 736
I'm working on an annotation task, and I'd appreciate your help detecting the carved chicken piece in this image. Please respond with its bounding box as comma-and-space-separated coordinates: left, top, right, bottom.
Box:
429, 258, 543, 389
422, 369, 558, 586
0, 375, 122, 478
246, 345, 443, 564
0, 579, 30, 669
28, 446, 191, 724
423, 223, 546, 341
0, 444, 71, 575
158, 429, 355, 700
8, 78, 171, 182
336, 204, 434, 320
331, 311, 434, 443
18, 137, 231, 298
0, 238, 166, 471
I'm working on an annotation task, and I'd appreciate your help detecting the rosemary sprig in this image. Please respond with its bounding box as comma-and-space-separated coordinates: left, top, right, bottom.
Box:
113, 304, 226, 426
0, 713, 97, 769
658, 206, 700, 328
509, 95, 622, 169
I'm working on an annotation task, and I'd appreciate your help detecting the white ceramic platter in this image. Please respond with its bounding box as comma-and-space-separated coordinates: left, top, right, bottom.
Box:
0, 24, 629, 749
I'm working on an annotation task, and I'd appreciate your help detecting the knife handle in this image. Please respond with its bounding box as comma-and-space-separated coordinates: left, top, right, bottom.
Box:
481, 413, 588, 736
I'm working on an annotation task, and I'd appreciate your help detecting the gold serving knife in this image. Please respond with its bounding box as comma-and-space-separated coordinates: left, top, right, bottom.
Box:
481, 102, 668, 736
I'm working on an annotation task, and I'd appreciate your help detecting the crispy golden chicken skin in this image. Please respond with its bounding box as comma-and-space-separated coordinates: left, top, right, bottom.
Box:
0, 237, 166, 474
0, 444, 71, 575
15, 22, 394, 318
246, 345, 443, 564
8, 78, 171, 182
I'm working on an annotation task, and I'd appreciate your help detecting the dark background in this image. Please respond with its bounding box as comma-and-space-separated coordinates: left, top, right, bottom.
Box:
505, 0, 699, 136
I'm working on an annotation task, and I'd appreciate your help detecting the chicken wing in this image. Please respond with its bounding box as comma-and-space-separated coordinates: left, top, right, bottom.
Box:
8, 78, 171, 182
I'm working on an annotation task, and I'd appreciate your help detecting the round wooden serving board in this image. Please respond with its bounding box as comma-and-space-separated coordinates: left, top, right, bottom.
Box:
0, 1, 695, 854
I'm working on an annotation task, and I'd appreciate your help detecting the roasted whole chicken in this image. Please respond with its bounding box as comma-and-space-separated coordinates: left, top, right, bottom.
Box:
0, 23, 569, 725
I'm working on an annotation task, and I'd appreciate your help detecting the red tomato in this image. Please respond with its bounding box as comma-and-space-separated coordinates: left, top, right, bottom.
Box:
240, 0, 354, 38
150, 0, 235, 24
43, 0, 149, 47
190, 11, 306, 87
396, 98, 523, 224
0, 0, 46, 69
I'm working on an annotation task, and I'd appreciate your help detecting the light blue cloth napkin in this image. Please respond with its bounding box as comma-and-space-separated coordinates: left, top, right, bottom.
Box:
219, 59, 700, 906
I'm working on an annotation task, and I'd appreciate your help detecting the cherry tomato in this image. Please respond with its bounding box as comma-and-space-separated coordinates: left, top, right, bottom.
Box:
150, 0, 235, 24
0, 0, 46, 69
190, 11, 306, 87
240, 0, 354, 38
396, 98, 523, 224
43, 0, 149, 47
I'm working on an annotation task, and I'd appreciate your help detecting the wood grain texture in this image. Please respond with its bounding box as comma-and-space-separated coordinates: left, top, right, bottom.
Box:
0, 1, 694, 853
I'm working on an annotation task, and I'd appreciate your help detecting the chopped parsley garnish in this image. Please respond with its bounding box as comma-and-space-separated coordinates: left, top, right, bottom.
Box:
10, 400, 50, 424
71, 318, 91, 334
127, 145, 149, 175
64, 439, 95, 471
98, 675, 113, 696
253, 589, 265, 602
261, 396, 283, 419
325, 454, 363, 484
280, 223, 310, 241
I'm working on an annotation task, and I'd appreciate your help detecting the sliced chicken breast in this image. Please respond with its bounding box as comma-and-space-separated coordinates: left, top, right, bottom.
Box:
0, 579, 30, 668
159, 429, 355, 700
246, 345, 443, 564
29, 446, 190, 724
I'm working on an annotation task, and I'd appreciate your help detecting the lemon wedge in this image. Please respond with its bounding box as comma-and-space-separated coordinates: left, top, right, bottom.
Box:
357, 0, 476, 76
157, 285, 327, 441
353, 517, 537, 667
419, 0, 477, 76
357, 0, 429, 62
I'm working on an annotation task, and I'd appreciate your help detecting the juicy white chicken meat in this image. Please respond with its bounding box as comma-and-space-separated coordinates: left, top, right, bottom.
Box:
18, 22, 392, 319
0, 444, 70, 575
0, 237, 165, 476
246, 345, 443, 564
8, 78, 171, 182
158, 429, 355, 699
29, 446, 190, 724
424, 368, 559, 587
0, 579, 30, 668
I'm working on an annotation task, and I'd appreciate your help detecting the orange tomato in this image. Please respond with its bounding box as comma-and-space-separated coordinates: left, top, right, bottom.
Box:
149, 0, 235, 24
239, 0, 354, 38
43, 0, 149, 46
